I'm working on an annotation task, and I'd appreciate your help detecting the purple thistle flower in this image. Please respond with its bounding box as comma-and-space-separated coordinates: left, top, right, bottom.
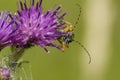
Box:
0, 12, 16, 50
0, 67, 10, 80
11, 0, 67, 52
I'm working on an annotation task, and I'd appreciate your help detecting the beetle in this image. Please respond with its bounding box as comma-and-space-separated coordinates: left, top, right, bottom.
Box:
57, 4, 91, 64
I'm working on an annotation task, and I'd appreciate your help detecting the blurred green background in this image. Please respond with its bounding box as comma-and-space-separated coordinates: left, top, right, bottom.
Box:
0, 0, 120, 80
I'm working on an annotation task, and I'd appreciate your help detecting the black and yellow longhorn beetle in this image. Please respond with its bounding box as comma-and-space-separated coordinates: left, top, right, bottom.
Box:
57, 4, 91, 64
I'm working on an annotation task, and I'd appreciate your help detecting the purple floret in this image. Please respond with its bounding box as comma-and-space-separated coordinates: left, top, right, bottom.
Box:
11, 0, 67, 52
0, 12, 16, 50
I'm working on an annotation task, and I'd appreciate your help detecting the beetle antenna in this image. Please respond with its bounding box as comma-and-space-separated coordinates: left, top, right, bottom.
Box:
74, 4, 81, 29
74, 40, 91, 64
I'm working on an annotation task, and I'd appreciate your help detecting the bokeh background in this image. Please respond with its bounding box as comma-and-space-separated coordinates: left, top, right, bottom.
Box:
0, 0, 120, 80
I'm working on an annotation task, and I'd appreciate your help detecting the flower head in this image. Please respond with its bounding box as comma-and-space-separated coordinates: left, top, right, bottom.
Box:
11, 0, 67, 52
0, 67, 10, 80
0, 12, 16, 50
